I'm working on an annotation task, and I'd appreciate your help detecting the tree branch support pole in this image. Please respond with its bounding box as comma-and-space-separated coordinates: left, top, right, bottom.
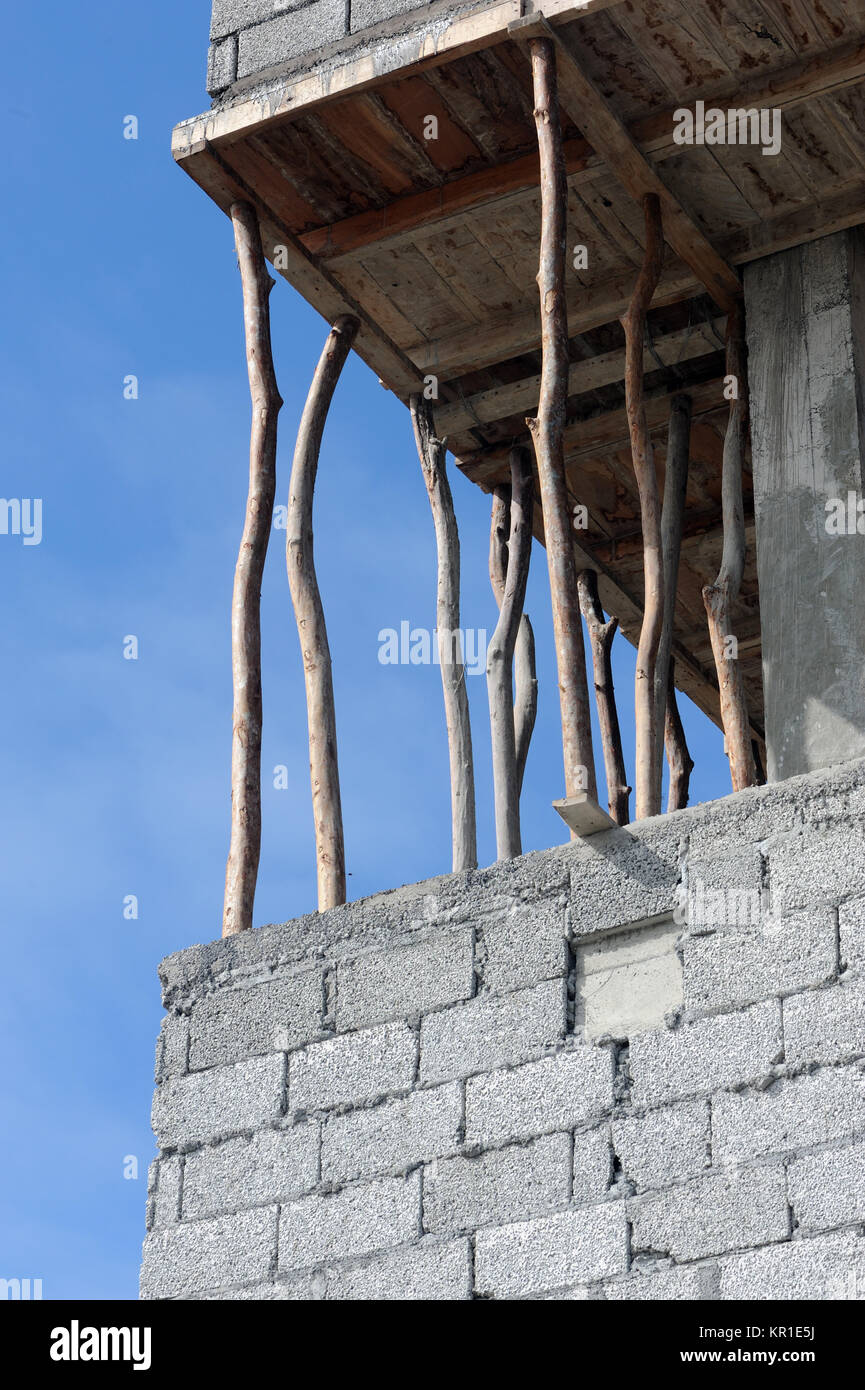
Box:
577, 569, 630, 825
487, 447, 534, 859
287, 315, 358, 911
622, 192, 665, 820
411, 396, 477, 872
664, 664, 694, 811
654, 391, 692, 809
223, 202, 283, 937
528, 36, 597, 805
489, 487, 538, 796
702, 302, 757, 791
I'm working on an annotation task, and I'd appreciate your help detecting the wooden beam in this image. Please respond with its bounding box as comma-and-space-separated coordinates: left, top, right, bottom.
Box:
299, 41, 865, 263
434, 318, 726, 435
510, 16, 741, 312
411, 182, 865, 378
171, 0, 622, 155
176, 140, 424, 397
457, 376, 727, 485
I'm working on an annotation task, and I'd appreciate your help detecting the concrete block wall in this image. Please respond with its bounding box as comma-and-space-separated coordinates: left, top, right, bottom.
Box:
141, 758, 865, 1300
206, 0, 490, 97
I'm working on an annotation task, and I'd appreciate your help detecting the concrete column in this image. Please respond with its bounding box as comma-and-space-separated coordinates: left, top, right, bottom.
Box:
744, 228, 865, 782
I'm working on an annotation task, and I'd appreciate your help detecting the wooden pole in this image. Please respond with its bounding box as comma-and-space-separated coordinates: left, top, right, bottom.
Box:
223, 202, 283, 938
287, 314, 358, 911
411, 395, 478, 873
489, 486, 538, 796
664, 664, 694, 811
528, 35, 597, 803
621, 192, 665, 819
487, 446, 534, 859
702, 303, 757, 792
576, 569, 631, 825
654, 391, 692, 807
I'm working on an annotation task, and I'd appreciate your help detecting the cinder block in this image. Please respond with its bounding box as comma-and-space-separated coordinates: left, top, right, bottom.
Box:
289, 1021, 416, 1113
146, 1156, 182, 1231
420, 978, 567, 1084
336, 929, 473, 1031
629, 1000, 782, 1107
575, 919, 683, 1040
278, 1171, 420, 1269
321, 1084, 461, 1184
211, 0, 289, 41
840, 896, 865, 972
474, 1203, 628, 1297
567, 823, 680, 936
713, 1066, 865, 1164
783, 981, 865, 1066
206, 33, 238, 94
685, 845, 764, 934
477, 899, 568, 994
182, 1122, 319, 1220
611, 1101, 710, 1192
188, 971, 323, 1071
683, 911, 836, 1015
140, 1206, 278, 1299
630, 1166, 789, 1261
720, 1229, 865, 1300
322, 1237, 472, 1300
788, 1139, 865, 1232
351, 0, 430, 32
603, 1263, 719, 1301
155, 1013, 189, 1082
152, 1053, 285, 1150
465, 1046, 615, 1147
237, 0, 348, 79
424, 1133, 571, 1233
770, 825, 865, 913
572, 1125, 613, 1203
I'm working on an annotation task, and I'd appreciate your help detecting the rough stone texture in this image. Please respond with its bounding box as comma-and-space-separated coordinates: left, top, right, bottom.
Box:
235, 0, 348, 81
144, 758, 865, 1299
423, 1133, 572, 1233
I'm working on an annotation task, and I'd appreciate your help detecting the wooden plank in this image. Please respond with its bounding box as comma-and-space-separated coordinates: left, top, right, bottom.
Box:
457, 377, 728, 483
295, 41, 865, 261
433, 318, 726, 433
179, 141, 423, 397
509, 14, 742, 311
552, 792, 618, 836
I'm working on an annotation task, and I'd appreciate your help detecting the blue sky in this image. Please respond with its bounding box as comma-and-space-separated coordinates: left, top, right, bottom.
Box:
0, 1, 730, 1299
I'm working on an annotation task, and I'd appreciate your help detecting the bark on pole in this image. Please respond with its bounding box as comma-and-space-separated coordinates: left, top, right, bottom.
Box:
489, 486, 538, 796
223, 202, 283, 938
576, 569, 631, 825
528, 36, 597, 803
411, 395, 478, 873
664, 664, 694, 811
621, 192, 665, 820
287, 314, 358, 912
487, 446, 534, 859
654, 392, 693, 807
702, 303, 758, 791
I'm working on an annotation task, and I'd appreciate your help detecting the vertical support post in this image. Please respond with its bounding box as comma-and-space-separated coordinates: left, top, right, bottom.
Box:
528, 35, 597, 804
489, 488, 538, 797
664, 665, 694, 811
654, 392, 693, 807
621, 192, 665, 820
411, 395, 477, 873
222, 202, 283, 938
487, 446, 534, 859
287, 315, 359, 911
577, 569, 631, 824
702, 304, 757, 792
